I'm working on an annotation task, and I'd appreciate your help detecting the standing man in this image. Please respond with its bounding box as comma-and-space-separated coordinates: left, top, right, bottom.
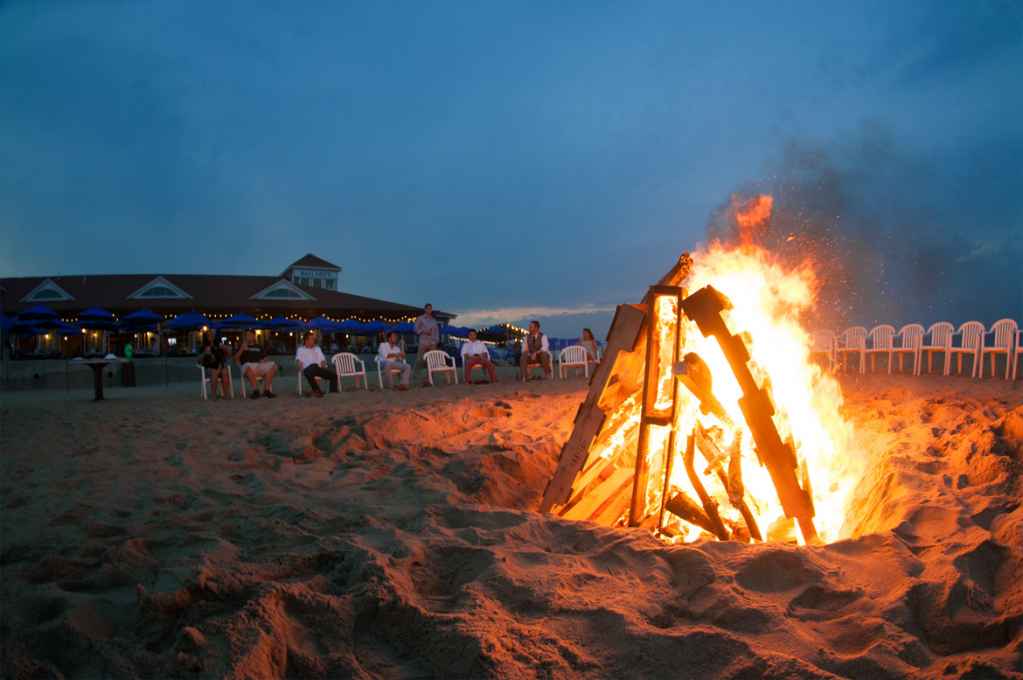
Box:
519, 320, 551, 380
296, 331, 338, 397
414, 303, 440, 385
460, 329, 498, 384
378, 331, 411, 390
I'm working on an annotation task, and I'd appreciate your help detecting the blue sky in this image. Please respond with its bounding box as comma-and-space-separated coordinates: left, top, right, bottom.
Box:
1, 1, 1020, 336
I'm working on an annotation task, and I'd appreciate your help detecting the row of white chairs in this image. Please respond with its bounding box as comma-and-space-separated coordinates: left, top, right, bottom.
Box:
201, 345, 601, 398
812, 319, 1022, 380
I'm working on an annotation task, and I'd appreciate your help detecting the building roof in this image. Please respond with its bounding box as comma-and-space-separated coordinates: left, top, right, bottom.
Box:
285, 253, 341, 270
0, 274, 444, 319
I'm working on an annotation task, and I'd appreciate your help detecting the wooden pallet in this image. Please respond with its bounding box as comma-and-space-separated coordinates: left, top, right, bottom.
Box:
540, 254, 692, 524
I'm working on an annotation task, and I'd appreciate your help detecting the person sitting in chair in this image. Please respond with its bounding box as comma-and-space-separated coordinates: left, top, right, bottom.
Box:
378, 331, 411, 390
235, 330, 278, 398
461, 329, 497, 384
581, 327, 600, 366
519, 320, 551, 380
296, 330, 338, 398
198, 334, 231, 399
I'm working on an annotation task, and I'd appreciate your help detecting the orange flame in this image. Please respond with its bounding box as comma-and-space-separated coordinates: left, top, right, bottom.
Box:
661, 242, 860, 544
734, 194, 774, 246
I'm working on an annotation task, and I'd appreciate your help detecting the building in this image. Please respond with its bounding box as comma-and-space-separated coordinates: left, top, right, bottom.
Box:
0, 254, 451, 357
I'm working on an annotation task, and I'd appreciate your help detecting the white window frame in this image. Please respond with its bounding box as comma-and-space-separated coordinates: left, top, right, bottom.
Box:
251, 278, 316, 301
128, 276, 192, 300
20, 278, 74, 303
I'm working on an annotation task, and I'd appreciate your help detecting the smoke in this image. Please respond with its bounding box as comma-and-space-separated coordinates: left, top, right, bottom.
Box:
707, 122, 1023, 330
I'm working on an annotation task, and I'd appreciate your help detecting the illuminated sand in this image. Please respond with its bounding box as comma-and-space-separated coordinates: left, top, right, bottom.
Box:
1, 376, 1021, 678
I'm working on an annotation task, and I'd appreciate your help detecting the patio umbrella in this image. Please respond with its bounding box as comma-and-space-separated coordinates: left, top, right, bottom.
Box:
220, 313, 262, 329
121, 308, 162, 329
0, 314, 13, 331
361, 320, 389, 333
78, 307, 118, 330
391, 322, 415, 334
79, 307, 114, 321
165, 312, 211, 331
336, 319, 369, 333
305, 316, 341, 332
267, 316, 305, 331
18, 304, 58, 321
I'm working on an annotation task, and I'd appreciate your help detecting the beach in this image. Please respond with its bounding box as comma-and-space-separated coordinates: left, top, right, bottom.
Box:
2, 374, 1021, 679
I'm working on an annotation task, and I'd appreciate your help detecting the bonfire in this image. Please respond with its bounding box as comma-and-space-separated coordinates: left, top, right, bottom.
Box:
542, 195, 864, 546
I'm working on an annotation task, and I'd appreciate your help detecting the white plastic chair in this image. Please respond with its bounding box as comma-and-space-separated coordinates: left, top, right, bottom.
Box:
557, 345, 590, 379
200, 365, 233, 400
522, 349, 554, 381
837, 326, 867, 374
920, 322, 954, 376
866, 324, 895, 374
1013, 329, 1022, 382
979, 318, 1018, 380
237, 362, 266, 398
892, 324, 924, 375
296, 359, 307, 396
332, 352, 368, 391
424, 349, 458, 386
950, 321, 985, 378
374, 355, 407, 389
811, 330, 837, 373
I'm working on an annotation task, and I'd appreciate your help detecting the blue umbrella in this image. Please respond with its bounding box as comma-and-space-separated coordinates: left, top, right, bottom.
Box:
165, 312, 211, 330
361, 320, 389, 333
79, 307, 114, 320
0, 314, 13, 331
122, 308, 162, 325
306, 316, 341, 332
392, 322, 415, 333
220, 313, 261, 329
267, 316, 305, 330
336, 319, 370, 333
18, 304, 58, 321
78, 307, 118, 330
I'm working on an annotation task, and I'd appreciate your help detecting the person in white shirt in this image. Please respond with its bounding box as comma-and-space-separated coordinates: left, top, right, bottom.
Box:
295, 331, 337, 397
460, 329, 497, 384
520, 320, 551, 380
378, 331, 411, 390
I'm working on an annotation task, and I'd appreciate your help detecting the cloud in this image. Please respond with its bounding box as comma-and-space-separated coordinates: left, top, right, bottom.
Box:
454, 305, 618, 328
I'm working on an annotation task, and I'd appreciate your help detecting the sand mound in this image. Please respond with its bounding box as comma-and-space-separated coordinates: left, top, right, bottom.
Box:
2, 377, 1021, 678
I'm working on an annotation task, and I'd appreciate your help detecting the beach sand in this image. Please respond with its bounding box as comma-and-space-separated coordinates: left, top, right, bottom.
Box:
1, 374, 1021, 679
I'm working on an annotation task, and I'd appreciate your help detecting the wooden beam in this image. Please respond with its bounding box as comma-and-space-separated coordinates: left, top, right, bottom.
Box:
540, 303, 645, 511
561, 466, 634, 521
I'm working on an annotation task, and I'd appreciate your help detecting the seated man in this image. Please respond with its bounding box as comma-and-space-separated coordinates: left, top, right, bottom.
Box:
460, 330, 497, 384
295, 330, 338, 397
519, 320, 551, 380
377, 331, 411, 390
235, 330, 278, 398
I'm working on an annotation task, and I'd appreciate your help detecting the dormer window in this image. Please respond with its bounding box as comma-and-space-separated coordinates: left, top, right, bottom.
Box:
251, 279, 315, 301
20, 278, 74, 303
128, 276, 192, 300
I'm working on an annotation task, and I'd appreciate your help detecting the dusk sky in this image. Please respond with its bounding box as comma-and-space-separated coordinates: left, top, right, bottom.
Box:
2, 1, 1020, 336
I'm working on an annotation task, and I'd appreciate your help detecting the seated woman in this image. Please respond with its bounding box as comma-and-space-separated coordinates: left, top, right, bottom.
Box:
198, 334, 231, 399
581, 328, 600, 366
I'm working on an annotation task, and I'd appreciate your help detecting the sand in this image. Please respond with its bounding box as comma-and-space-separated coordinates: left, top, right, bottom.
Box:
1, 374, 1021, 679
